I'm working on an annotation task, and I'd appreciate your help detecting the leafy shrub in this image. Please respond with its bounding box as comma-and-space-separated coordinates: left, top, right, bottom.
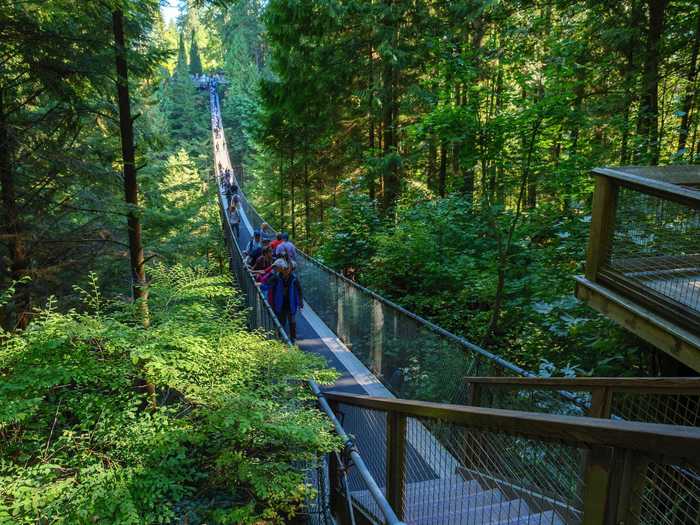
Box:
0, 265, 339, 524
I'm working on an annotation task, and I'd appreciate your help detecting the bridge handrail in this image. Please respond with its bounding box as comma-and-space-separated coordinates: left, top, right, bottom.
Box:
463, 376, 700, 423
324, 389, 700, 524
323, 390, 700, 461
464, 376, 700, 393
210, 87, 406, 525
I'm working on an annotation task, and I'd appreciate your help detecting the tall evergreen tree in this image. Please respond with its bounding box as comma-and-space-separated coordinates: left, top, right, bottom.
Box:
189, 30, 203, 75
177, 31, 187, 73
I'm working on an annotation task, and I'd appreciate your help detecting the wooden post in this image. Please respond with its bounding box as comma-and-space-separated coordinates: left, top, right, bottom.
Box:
585, 175, 618, 281
581, 446, 614, 525
386, 411, 406, 520
466, 382, 482, 407
614, 450, 649, 525
589, 387, 613, 419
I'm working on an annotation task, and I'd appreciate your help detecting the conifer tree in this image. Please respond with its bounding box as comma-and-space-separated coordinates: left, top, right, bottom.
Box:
176, 31, 187, 73
189, 30, 203, 76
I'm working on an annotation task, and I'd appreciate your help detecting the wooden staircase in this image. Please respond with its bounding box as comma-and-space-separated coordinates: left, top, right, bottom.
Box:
352, 475, 565, 525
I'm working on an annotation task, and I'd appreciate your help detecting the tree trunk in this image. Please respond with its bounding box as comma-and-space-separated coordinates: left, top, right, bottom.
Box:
427, 138, 437, 193
112, 9, 149, 327
303, 151, 310, 242
636, 0, 667, 164
380, 0, 399, 213
0, 88, 30, 330
677, 8, 700, 156
368, 46, 376, 201
279, 154, 285, 230
290, 148, 296, 239
620, 0, 643, 164
438, 142, 447, 198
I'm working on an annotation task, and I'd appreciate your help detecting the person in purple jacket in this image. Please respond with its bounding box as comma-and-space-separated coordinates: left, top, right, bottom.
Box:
274, 232, 297, 263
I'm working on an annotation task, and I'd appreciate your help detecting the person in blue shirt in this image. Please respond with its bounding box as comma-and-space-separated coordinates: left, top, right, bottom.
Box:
267, 258, 303, 343
244, 230, 263, 264
260, 222, 275, 246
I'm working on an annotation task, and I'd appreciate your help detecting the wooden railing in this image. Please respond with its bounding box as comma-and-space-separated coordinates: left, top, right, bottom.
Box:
324, 390, 700, 525
463, 376, 700, 421
576, 166, 700, 371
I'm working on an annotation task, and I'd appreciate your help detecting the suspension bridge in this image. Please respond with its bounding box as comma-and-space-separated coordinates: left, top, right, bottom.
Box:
208, 82, 700, 525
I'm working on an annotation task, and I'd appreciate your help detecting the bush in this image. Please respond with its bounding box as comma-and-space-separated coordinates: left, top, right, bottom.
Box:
0, 265, 339, 524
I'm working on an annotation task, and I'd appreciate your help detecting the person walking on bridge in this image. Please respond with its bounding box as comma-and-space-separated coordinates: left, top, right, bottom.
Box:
228, 194, 241, 239
260, 222, 274, 246
268, 258, 303, 343
274, 232, 297, 263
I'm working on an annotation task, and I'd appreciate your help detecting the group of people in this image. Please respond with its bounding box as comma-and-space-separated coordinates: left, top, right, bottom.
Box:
211, 82, 304, 343
244, 227, 303, 343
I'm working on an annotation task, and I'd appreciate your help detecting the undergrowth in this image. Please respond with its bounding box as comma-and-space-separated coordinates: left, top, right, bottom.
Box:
0, 264, 339, 524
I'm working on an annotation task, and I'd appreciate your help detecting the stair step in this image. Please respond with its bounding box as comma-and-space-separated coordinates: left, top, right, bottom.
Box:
412, 498, 531, 525
500, 510, 567, 525
350, 475, 481, 509
404, 488, 505, 521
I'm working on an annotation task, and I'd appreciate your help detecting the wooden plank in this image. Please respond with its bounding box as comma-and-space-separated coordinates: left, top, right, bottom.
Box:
322, 392, 700, 462
463, 376, 700, 394
575, 276, 700, 372
585, 175, 618, 281
593, 167, 700, 207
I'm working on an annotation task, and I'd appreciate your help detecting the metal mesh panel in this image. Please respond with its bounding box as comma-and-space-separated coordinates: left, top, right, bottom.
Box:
639, 462, 700, 525
604, 185, 700, 317
304, 456, 333, 525
405, 417, 584, 525
475, 387, 589, 417
610, 391, 700, 427
337, 403, 388, 522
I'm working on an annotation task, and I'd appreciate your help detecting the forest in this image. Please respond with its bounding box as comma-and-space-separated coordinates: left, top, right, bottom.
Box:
1, 0, 699, 522
1, 1, 337, 523
244, 0, 700, 375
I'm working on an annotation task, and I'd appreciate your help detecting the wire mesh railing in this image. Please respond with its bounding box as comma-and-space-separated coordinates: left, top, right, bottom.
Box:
462, 378, 700, 525
603, 184, 700, 319
326, 391, 700, 525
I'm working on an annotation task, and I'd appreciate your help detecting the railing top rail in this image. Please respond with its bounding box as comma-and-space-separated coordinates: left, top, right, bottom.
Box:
592, 166, 700, 205
464, 376, 700, 394
324, 391, 700, 462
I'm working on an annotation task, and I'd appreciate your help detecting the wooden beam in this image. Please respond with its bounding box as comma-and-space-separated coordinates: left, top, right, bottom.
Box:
585, 175, 618, 281
386, 412, 406, 520
462, 376, 700, 394
593, 167, 700, 207
322, 392, 700, 463
575, 276, 700, 372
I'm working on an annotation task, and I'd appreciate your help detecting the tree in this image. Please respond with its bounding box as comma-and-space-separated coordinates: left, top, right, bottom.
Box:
189, 29, 203, 75
177, 31, 187, 72
112, 6, 159, 328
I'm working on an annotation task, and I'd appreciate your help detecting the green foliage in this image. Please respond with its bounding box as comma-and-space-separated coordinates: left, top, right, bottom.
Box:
316, 190, 382, 278
323, 195, 651, 375
189, 30, 203, 76
0, 266, 339, 524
